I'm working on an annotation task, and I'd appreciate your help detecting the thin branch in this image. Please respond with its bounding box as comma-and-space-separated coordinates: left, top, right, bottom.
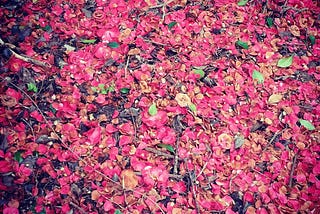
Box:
262, 129, 286, 153
21, 118, 36, 143
9, 49, 51, 68
0, 38, 51, 68
289, 154, 298, 188
69, 201, 87, 214
189, 171, 200, 214
173, 138, 180, 175
148, 0, 175, 9
144, 147, 180, 160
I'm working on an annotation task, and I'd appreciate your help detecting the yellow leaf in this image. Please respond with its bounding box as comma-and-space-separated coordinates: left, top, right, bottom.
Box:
121, 169, 138, 189
268, 94, 283, 104
172, 208, 182, 214
91, 190, 100, 201
175, 93, 192, 107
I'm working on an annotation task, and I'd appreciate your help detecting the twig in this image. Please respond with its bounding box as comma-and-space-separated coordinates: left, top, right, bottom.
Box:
173, 138, 180, 175
69, 201, 87, 214
138, 36, 166, 46
144, 147, 179, 160
0, 38, 51, 68
262, 129, 286, 153
148, 0, 175, 9
189, 171, 200, 214
197, 145, 212, 179
124, 56, 130, 78
289, 154, 298, 188
282, 6, 309, 14
21, 118, 36, 143
9, 49, 51, 68
145, 0, 175, 21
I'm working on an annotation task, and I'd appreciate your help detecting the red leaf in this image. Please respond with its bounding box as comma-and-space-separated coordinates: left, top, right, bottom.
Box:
172, 181, 187, 193
3, 207, 19, 214
6, 88, 22, 103
30, 111, 44, 122
142, 111, 168, 128
60, 184, 70, 195
118, 122, 134, 135
313, 163, 320, 174
88, 127, 101, 145
0, 160, 12, 173
119, 135, 132, 146
103, 201, 113, 212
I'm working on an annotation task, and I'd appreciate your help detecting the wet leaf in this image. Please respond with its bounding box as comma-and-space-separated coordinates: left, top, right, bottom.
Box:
168, 21, 177, 30
115, 210, 122, 214
14, 151, 23, 163
107, 42, 120, 48
43, 25, 51, 31
277, 55, 293, 68
157, 143, 175, 153
188, 103, 197, 113
27, 83, 38, 93
148, 103, 158, 116
252, 70, 264, 84
266, 17, 273, 27
237, 0, 248, 6
193, 69, 205, 78
120, 88, 130, 94
308, 35, 315, 45
236, 40, 249, 49
81, 39, 97, 44
268, 94, 283, 104
299, 119, 315, 131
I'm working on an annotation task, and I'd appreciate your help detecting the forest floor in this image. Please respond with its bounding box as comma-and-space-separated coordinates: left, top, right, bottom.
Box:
0, 0, 319, 213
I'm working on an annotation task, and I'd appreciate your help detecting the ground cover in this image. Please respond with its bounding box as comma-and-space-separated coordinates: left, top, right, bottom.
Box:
0, 0, 319, 213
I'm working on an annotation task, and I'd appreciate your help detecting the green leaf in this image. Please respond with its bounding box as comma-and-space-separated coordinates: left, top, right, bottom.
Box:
299, 119, 315, 131
98, 83, 105, 89
100, 88, 108, 94
27, 83, 38, 93
193, 69, 205, 78
237, 0, 248, 6
188, 103, 197, 112
114, 210, 122, 214
91, 87, 98, 92
157, 144, 175, 153
107, 86, 115, 92
277, 55, 293, 68
120, 88, 130, 94
81, 39, 97, 44
308, 35, 315, 45
236, 40, 249, 49
234, 134, 245, 149
43, 25, 51, 32
266, 17, 273, 27
49, 105, 57, 114
168, 21, 177, 30
107, 42, 120, 48
33, 151, 39, 157
252, 70, 264, 84
148, 103, 158, 116
14, 151, 23, 163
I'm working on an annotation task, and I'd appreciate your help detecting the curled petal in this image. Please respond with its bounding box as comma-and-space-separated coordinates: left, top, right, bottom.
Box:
175, 93, 192, 107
